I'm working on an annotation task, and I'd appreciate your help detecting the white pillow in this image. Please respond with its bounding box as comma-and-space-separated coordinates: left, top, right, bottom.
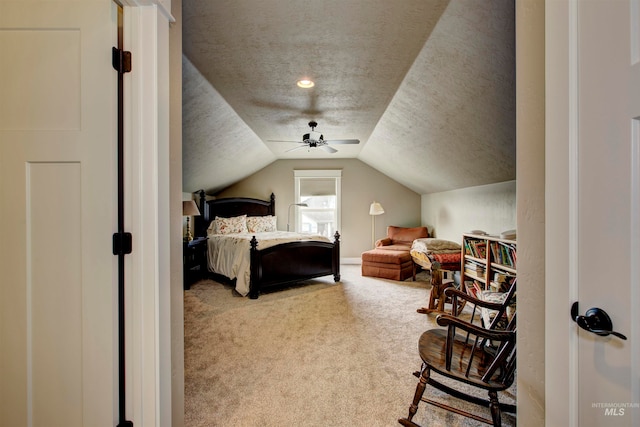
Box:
214, 215, 248, 234
246, 215, 277, 233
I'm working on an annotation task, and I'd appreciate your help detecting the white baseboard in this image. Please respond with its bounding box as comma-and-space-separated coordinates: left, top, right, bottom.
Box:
341, 257, 362, 265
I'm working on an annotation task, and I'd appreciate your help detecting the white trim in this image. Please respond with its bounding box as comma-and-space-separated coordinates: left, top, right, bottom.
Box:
545, 0, 578, 425
123, 4, 172, 425
341, 257, 362, 265
567, 1, 580, 425
119, 0, 175, 23
632, 0, 639, 65
293, 169, 342, 178
156, 10, 172, 426
294, 169, 342, 177
25, 165, 33, 427
631, 118, 640, 426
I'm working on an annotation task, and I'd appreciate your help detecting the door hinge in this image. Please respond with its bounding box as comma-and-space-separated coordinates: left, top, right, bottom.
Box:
112, 47, 132, 74
113, 232, 133, 255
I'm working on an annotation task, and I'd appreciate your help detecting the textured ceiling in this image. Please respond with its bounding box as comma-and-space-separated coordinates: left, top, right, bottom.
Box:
182, 0, 515, 194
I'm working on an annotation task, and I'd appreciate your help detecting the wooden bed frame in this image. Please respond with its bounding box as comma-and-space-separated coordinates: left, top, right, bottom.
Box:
195, 191, 340, 299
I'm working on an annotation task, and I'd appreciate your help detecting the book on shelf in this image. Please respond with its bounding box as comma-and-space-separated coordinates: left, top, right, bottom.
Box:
462, 233, 516, 298
464, 281, 480, 298
474, 241, 487, 258
473, 280, 484, 294
464, 260, 485, 277
464, 280, 485, 296
491, 272, 516, 292
490, 241, 516, 268
493, 272, 513, 283
464, 241, 475, 257
465, 259, 485, 269
490, 242, 499, 263
464, 239, 488, 259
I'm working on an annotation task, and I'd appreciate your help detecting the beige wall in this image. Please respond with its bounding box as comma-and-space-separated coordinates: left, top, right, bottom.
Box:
214, 159, 421, 258
516, 0, 545, 425
421, 181, 516, 242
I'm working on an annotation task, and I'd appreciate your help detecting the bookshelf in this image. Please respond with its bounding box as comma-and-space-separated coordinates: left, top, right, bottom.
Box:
461, 233, 516, 298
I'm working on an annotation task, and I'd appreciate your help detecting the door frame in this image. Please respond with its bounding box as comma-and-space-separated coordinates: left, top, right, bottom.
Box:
545, 0, 579, 423
119, 1, 175, 424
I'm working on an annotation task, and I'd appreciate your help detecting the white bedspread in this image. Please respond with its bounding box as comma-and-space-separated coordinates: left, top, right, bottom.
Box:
206, 231, 331, 296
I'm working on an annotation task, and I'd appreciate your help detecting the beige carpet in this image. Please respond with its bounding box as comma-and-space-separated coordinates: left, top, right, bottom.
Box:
184, 265, 516, 426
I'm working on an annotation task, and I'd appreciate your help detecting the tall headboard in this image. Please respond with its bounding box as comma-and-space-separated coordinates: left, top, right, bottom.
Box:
195, 191, 276, 236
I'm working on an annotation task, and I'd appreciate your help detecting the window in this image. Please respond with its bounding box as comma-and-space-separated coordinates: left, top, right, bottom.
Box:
294, 170, 341, 238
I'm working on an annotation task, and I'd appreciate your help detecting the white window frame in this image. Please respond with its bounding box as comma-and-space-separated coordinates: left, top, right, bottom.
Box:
293, 170, 342, 235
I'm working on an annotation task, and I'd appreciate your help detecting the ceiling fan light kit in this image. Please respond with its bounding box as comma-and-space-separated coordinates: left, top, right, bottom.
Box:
303, 130, 324, 143
269, 121, 360, 154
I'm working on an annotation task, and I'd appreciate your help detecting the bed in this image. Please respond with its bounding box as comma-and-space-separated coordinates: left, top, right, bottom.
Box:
195, 191, 340, 299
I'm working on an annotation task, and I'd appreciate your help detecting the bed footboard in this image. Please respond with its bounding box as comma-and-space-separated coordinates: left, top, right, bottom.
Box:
249, 232, 340, 299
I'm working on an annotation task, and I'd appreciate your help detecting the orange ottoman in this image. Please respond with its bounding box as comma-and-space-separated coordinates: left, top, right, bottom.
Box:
361, 249, 415, 281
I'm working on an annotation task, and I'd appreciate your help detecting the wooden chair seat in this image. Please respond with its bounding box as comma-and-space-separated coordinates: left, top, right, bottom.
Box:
417, 328, 512, 391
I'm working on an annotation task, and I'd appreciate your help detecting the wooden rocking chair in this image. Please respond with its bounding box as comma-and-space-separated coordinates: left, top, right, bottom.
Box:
398, 312, 516, 426
416, 262, 466, 315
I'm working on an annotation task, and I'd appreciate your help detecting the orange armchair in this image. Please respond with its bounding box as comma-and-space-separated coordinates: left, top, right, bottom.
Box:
375, 225, 429, 252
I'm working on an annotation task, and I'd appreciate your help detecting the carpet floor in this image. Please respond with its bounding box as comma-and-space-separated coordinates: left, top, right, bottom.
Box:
184, 264, 516, 426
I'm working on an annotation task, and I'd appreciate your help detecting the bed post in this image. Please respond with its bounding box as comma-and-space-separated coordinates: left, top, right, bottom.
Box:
269, 193, 275, 216
249, 236, 260, 299
333, 231, 341, 282
195, 189, 207, 237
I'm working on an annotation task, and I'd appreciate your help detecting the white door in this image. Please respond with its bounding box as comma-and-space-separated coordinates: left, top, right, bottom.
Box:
0, 2, 118, 426
547, 0, 640, 426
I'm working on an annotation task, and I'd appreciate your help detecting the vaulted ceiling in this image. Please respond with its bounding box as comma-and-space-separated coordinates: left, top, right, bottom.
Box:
182, 0, 515, 195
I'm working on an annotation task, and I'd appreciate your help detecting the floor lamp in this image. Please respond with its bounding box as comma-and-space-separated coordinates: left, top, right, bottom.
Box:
369, 201, 385, 247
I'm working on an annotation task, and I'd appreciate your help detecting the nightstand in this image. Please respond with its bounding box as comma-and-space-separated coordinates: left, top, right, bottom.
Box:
183, 237, 208, 290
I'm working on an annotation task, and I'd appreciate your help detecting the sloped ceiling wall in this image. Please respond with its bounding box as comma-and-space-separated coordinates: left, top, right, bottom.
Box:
182, 58, 276, 192
359, 0, 516, 193
182, 0, 515, 195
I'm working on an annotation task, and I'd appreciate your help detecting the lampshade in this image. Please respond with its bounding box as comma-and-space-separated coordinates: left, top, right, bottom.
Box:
369, 201, 385, 216
182, 200, 200, 216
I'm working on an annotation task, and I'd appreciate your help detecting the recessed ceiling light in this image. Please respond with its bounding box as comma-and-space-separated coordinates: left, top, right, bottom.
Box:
297, 79, 315, 88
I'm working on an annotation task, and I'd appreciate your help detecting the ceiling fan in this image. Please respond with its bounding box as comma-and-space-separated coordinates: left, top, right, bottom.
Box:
269, 121, 360, 153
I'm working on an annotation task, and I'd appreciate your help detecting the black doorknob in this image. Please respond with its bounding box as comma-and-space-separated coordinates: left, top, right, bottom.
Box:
571, 302, 627, 340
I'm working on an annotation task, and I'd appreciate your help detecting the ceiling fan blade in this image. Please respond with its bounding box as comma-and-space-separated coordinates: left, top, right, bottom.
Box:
250, 99, 299, 112
323, 139, 360, 145
285, 145, 309, 153
268, 140, 304, 143
320, 145, 338, 153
